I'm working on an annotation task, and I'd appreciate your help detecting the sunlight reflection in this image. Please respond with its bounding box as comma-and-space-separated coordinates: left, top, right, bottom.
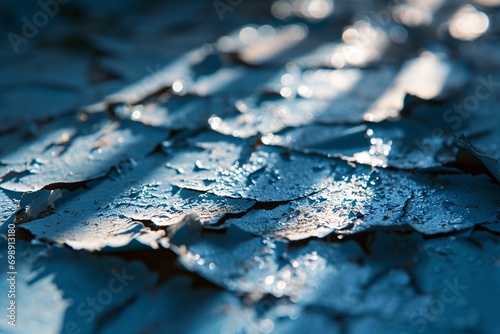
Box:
365, 51, 460, 121
301, 68, 362, 99
449, 5, 489, 41
172, 80, 185, 94
352, 131, 393, 168
393, 0, 444, 27
238, 25, 308, 65
272, 0, 334, 20
331, 20, 389, 68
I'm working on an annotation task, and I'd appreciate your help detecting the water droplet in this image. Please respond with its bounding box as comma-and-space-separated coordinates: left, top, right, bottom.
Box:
264, 275, 275, 285
131, 110, 142, 120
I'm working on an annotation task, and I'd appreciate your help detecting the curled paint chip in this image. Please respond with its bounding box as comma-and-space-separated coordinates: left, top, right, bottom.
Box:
1, 117, 167, 193
22, 154, 254, 250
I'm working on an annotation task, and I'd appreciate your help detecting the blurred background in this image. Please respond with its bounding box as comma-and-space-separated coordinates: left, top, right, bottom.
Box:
0, 1, 499, 334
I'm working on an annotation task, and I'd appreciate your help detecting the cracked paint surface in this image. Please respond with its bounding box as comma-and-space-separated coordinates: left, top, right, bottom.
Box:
0, 0, 499, 333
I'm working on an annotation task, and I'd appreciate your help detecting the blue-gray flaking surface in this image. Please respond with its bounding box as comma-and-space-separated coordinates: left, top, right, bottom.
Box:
0, 0, 499, 333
